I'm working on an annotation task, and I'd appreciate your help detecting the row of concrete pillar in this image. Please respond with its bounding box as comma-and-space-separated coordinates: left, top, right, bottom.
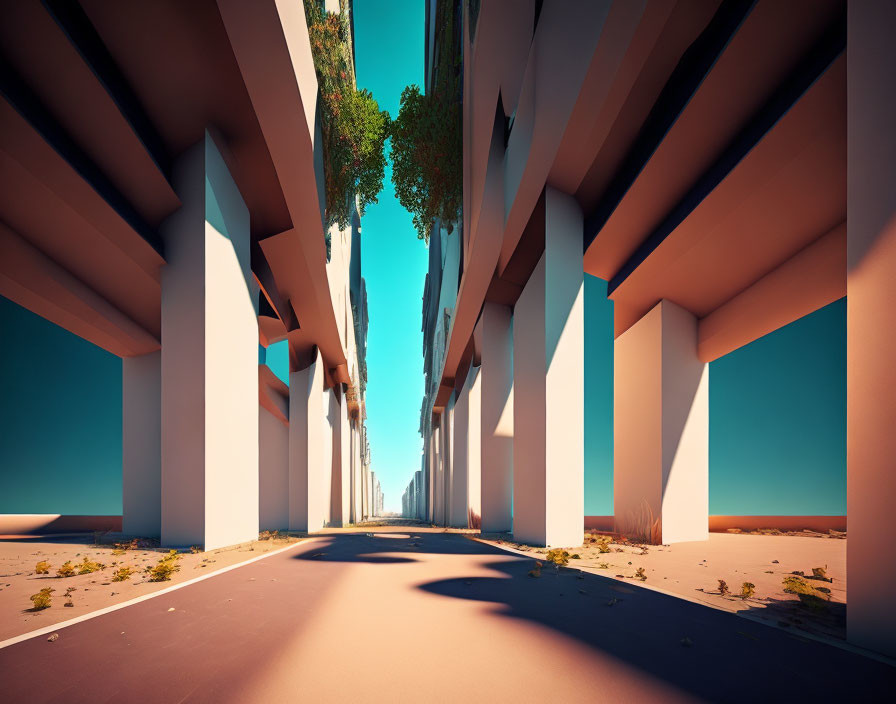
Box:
424, 188, 715, 548
121, 133, 370, 550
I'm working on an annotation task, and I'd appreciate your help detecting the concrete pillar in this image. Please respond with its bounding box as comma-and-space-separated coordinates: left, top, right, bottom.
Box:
160, 132, 259, 550
326, 389, 350, 526
289, 349, 327, 532
415, 469, 424, 520
353, 423, 362, 522
122, 351, 161, 537
259, 406, 289, 531
512, 187, 584, 547
442, 401, 454, 526
451, 383, 470, 527
479, 303, 513, 532
425, 433, 435, 523
614, 299, 708, 544
432, 418, 445, 525
847, 0, 896, 658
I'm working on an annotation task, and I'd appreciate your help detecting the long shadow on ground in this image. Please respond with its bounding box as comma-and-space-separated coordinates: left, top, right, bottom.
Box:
300, 530, 895, 701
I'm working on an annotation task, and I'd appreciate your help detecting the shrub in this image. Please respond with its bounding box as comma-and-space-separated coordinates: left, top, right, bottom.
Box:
30, 587, 54, 610
783, 575, 831, 610
635, 567, 647, 581
545, 549, 571, 566
56, 561, 76, 578
146, 559, 180, 582
718, 579, 730, 596
112, 566, 135, 582
78, 557, 105, 575
811, 565, 832, 582
741, 582, 755, 599
35, 560, 51, 575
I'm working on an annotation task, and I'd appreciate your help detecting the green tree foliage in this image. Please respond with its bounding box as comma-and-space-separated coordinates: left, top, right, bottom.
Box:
390, 85, 462, 242
305, 0, 389, 231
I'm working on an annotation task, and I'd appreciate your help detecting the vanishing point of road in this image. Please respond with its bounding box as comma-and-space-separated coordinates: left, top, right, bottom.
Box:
2, 524, 894, 703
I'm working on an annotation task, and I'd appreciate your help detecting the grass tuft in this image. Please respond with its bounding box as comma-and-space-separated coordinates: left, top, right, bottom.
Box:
30, 587, 54, 610
35, 560, 51, 575
56, 561, 76, 578
545, 549, 570, 566
112, 566, 136, 582
77, 557, 105, 575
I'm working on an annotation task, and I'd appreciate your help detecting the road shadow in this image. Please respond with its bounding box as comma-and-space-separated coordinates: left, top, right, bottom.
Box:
291, 530, 510, 564
411, 537, 895, 702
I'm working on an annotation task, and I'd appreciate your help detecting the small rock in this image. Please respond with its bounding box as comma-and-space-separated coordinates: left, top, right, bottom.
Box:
47, 633, 59, 642
167, 607, 175, 612
772, 560, 779, 564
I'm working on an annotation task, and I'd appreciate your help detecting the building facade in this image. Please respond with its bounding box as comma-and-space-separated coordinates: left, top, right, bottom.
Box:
0, 0, 371, 548
412, 0, 896, 658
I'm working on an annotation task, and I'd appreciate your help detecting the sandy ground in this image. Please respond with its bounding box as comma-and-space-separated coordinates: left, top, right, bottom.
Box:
476, 530, 847, 641
0, 531, 305, 641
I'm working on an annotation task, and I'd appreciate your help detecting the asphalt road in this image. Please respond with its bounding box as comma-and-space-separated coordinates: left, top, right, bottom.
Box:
1, 527, 894, 703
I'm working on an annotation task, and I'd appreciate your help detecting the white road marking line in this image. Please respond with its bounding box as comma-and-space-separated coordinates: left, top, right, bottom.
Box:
0, 538, 319, 650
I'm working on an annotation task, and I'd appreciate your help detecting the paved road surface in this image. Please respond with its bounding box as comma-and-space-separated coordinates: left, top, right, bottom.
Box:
1, 527, 894, 702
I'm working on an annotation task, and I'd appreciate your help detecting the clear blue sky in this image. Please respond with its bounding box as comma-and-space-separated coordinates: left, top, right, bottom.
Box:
354, 0, 428, 512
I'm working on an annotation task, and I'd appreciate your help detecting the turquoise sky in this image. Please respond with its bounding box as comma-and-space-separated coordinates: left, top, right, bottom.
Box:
354, 0, 428, 512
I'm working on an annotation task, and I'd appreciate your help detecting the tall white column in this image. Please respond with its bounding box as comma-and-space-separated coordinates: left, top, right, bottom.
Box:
289, 349, 327, 532
847, 0, 896, 658
328, 389, 350, 527
614, 300, 708, 544
479, 304, 513, 532
513, 187, 584, 547
160, 132, 259, 550
432, 417, 444, 525
259, 405, 289, 531
122, 351, 161, 537
451, 382, 470, 527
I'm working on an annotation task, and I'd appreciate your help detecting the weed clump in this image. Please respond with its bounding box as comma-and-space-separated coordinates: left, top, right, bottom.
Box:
783, 575, 831, 610
35, 560, 51, 575
635, 567, 647, 581
56, 561, 76, 578
741, 582, 755, 599
64, 587, 75, 607
545, 549, 571, 566
30, 587, 54, 610
112, 566, 135, 582
78, 557, 105, 575
718, 579, 730, 596
146, 551, 181, 582
811, 566, 832, 582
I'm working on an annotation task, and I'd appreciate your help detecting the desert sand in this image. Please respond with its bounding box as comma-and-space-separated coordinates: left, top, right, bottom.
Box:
476, 530, 847, 642
0, 531, 305, 641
